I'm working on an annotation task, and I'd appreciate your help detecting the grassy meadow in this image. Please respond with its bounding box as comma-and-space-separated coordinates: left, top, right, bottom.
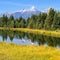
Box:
0, 42, 60, 60
0, 27, 60, 60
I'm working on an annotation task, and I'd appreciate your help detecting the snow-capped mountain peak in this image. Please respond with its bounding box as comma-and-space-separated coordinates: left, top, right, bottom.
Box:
0, 6, 40, 19
18, 6, 36, 13
29, 6, 36, 11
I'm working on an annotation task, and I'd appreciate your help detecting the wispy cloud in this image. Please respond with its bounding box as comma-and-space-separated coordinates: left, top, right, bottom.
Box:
0, 1, 32, 7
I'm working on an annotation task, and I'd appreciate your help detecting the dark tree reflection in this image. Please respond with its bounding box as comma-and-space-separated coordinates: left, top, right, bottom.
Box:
0, 30, 60, 48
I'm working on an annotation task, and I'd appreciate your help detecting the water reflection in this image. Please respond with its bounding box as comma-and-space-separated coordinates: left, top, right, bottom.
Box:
0, 30, 60, 48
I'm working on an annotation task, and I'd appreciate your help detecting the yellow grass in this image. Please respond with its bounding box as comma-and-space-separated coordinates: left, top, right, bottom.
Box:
0, 42, 60, 60
0, 27, 60, 38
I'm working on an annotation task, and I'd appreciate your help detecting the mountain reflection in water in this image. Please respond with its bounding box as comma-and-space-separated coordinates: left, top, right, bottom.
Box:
0, 30, 60, 48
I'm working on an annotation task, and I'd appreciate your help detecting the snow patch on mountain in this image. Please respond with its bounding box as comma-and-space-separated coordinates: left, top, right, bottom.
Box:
17, 6, 36, 13
41, 8, 51, 13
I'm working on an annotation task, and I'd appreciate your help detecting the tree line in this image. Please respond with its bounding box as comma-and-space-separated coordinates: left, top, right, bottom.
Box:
0, 8, 60, 30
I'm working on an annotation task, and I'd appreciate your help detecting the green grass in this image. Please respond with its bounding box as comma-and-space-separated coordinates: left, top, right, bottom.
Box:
0, 27, 60, 38
0, 42, 60, 60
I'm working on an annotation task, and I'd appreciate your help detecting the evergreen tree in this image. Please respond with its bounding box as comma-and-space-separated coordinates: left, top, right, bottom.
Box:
52, 12, 60, 30
7, 15, 14, 28
44, 8, 55, 30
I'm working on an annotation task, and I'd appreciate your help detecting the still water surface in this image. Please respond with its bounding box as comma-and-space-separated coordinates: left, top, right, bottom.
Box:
0, 30, 60, 49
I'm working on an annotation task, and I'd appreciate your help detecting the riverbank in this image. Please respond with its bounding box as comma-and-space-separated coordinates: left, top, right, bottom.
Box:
0, 42, 60, 60
0, 27, 60, 38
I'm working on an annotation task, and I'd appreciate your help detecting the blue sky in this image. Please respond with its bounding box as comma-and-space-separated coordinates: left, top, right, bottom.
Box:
0, 0, 60, 13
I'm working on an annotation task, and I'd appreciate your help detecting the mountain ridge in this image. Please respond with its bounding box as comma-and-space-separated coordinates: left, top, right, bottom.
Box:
0, 6, 40, 19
